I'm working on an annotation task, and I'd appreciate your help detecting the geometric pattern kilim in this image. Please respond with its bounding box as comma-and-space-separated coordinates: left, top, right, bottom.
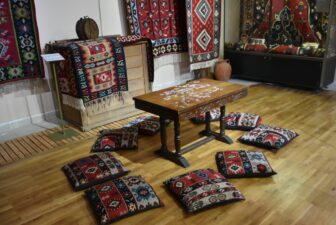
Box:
85, 176, 163, 225
164, 169, 245, 213
216, 150, 277, 178
186, 0, 221, 70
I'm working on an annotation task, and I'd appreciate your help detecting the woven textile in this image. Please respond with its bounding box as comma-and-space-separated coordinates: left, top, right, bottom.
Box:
216, 150, 276, 178
125, 0, 187, 58
186, 0, 221, 70
164, 169, 245, 213
54, 36, 128, 109
240, 0, 329, 47
224, 112, 262, 131
62, 153, 130, 191
125, 115, 163, 136
86, 176, 163, 225
0, 0, 43, 84
191, 108, 221, 124
239, 124, 298, 150
92, 127, 139, 152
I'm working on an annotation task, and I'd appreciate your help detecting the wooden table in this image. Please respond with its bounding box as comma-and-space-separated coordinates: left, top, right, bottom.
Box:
133, 79, 248, 167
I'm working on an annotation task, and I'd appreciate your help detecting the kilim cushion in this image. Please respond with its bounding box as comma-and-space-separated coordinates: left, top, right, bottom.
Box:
62, 153, 129, 191
85, 176, 163, 225
164, 169, 245, 213
239, 125, 298, 150
92, 127, 138, 152
125, 115, 162, 136
216, 150, 277, 178
225, 112, 262, 131
191, 108, 221, 124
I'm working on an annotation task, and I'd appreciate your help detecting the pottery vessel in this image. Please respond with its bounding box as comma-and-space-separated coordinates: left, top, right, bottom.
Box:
214, 59, 232, 81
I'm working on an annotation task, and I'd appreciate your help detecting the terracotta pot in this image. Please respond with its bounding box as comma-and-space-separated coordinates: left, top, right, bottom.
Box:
214, 59, 232, 81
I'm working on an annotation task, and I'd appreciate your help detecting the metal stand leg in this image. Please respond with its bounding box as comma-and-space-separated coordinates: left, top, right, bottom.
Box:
48, 62, 79, 141
52, 63, 65, 134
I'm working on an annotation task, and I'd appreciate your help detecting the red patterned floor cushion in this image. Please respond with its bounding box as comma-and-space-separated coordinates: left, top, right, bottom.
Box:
125, 115, 162, 136
239, 125, 298, 150
62, 153, 130, 191
164, 169, 245, 213
191, 108, 221, 124
216, 150, 276, 178
92, 127, 138, 152
225, 112, 262, 131
85, 176, 163, 225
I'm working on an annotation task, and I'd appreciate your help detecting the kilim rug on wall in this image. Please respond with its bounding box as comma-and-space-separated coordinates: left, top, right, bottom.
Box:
186, 0, 221, 70
239, 0, 329, 47
125, 0, 188, 58
0, 0, 44, 84
53, 36, 128, 110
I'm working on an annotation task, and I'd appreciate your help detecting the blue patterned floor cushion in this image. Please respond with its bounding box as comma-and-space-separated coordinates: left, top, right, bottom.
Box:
125, 115, 162, 136
191, 108, 221, 123
164, 169, 245, 213
225, 112, 262, 131
92, 127, 138, 152
216, 150, 276, 178
85, 176, 163, 225
62, 153, 130, 191
239, 125, 298, 150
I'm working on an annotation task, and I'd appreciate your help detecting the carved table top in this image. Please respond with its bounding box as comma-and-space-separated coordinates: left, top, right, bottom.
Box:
133, 79, 248, 120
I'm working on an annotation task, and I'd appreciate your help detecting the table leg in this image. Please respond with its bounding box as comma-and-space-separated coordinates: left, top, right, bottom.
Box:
216, 106, 233, 144
155, 117, 189, 168
199, 106, 233, 144
219, 106, 226, 136
199, 111, 211, 136
159, 117, 168, 152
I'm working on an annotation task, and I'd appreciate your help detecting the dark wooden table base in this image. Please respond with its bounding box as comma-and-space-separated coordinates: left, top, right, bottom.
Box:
155, 106, 233, 168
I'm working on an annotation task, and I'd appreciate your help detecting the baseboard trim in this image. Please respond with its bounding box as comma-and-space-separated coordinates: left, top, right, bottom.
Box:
0, 111, 57, 131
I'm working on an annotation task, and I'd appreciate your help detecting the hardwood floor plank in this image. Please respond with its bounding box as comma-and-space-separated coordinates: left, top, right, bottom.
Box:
0, 85, 335, 224
21, 136, 43, 153
0, 143, 20, 161
0, 144, 13, 164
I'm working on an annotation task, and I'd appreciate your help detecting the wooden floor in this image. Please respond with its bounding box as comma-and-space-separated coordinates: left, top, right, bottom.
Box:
0, 84, 336, 225
0, 114, 147, 167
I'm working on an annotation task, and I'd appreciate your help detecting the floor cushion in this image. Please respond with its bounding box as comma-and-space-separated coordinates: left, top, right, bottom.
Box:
225, 112, 262, 131
191, 108, 221, 124
164, 168, 245, 213
62, 153, 130, 191
239, 124, 298, 150
125, 115, 162, 136
216, 150, 276, 178
92, 127, 138, 152
85, 176, 163, 225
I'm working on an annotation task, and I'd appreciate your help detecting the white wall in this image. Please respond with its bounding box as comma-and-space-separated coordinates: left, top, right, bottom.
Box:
0, 0, 192, 130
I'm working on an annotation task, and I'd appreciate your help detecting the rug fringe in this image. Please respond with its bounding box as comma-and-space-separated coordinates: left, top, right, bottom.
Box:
190, 58, 219, 71
61, 92, 130, 115
154, 53, 189, 70
62, 94, 86, 111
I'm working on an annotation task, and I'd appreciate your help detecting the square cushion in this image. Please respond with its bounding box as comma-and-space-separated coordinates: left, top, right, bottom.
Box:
125, 115, 161, 136
85, 176, 163, 225
239, 124, 298, 150
191, 108, 221, 124
216, 150, 276, 178
225, 112, 262, 131
92, 127, 138, 152
164, 169, 245, 213
62, 153, 130, 191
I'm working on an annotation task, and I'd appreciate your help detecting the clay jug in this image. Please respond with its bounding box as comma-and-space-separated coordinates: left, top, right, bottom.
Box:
214, 59, 232, 81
